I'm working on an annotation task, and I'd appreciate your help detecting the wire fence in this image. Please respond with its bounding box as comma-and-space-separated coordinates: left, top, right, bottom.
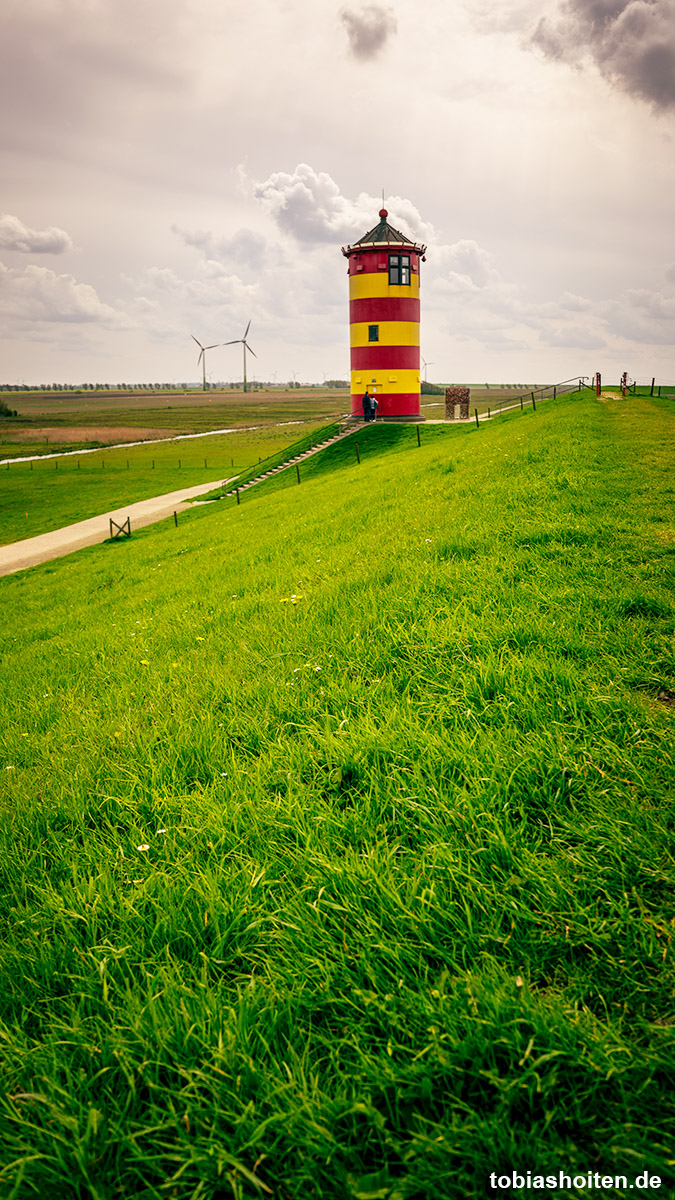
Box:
422, 376, 588, 417
223, 419, 345, 491
630, 378, 675, 398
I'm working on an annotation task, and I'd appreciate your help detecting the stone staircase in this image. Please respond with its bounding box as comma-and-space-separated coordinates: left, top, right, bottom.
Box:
224, 419, 359, 496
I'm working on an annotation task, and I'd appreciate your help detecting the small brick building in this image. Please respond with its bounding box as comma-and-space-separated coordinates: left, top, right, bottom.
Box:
445, 386, 470, 420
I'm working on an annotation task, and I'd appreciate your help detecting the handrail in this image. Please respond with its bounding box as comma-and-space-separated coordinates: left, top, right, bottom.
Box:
227, 414, 348, 490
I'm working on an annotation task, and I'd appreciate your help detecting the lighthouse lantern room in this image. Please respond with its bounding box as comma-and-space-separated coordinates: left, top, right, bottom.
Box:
342, 207, 426, 420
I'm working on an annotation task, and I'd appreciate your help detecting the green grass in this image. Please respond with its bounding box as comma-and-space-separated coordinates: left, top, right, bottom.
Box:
0, 389, 674, 1198
218, 419, 345, 494
0, 420, 341, 546
0, 391, 346, 459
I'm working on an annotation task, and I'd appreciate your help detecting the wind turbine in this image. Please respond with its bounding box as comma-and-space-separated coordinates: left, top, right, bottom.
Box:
223, 320, 256, 393
421, 357, 434, 383
191, 335, 221, 392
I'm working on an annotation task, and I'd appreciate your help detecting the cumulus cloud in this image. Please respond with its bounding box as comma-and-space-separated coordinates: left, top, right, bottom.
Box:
0, 214, 74, 254
559, 290, 593, 312
433, 239, 505, 291
130, 262, 260, 341
532, 0, 675, 111
172, 225, 269, 273
339, 3, 397, 59
254, 164, 369, 243
253, 163, 432, 246
0, 263, 122, 326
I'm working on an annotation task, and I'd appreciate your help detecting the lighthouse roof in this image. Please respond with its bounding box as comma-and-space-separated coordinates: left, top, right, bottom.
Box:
341, 208, 426, 256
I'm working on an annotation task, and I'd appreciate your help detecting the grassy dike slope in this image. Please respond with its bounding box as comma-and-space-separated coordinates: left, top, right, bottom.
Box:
0, 391, 673, 1199
0, 420, 335, 547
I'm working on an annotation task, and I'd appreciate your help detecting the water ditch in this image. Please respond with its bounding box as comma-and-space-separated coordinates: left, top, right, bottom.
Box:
0, 418, 313, 466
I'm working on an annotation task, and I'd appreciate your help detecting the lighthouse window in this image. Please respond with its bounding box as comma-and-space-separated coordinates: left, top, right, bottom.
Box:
389, 254, 410, 285
368, 324, 379, 342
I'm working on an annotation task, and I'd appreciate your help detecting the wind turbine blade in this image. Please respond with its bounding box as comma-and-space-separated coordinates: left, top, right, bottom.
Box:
243, 320, 251, 340
222, 339, 240, 346
205, 343, 221, 350
198, 350, 204, 364
191, 334, 204, 349
243, 343, 257, 358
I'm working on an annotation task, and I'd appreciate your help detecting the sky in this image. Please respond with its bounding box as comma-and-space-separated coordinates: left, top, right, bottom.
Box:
1, 0, 674, 387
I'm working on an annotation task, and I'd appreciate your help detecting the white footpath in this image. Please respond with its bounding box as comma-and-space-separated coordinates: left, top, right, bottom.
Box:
0, 479, 230, 577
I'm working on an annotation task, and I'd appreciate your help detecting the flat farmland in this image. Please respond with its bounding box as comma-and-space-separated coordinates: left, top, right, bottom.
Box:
0, 388, 348, 459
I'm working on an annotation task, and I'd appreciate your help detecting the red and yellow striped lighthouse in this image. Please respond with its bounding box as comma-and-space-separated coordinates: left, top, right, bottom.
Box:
342, 207, 426, 419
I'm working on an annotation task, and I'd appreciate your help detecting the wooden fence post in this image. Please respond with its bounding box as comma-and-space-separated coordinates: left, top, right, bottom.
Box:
474, 409, 479, 428
109, 516, 131, 539
355, 442, 360, 463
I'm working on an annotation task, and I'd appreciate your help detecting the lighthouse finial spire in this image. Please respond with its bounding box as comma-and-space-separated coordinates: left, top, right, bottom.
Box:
379, 187, 387, 220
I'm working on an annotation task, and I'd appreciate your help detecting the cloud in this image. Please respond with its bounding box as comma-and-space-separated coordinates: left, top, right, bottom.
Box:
543, 323, 607, 349
595, 285, 675, 343
254, 163, 368, 243
339, 3, 397, 60
253, 163, 432, 247
433, 239, 505, 291
532, 0, 675, 111
0, 214, 74, 254
559, 290, 593, 312
0, 262, 123, 327
172, 225, 269, 273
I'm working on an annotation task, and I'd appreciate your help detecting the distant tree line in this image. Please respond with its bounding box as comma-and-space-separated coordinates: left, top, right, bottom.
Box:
0, 382, 190, 393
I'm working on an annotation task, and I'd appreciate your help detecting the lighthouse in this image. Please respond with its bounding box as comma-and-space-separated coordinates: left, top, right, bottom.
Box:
342, 207, 427, 420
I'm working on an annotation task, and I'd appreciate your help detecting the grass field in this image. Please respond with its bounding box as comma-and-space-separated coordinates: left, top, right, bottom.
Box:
0, 384, 568, 462
0, 389, 673, 1198
0, 390, 347, 461
0, 419, 344, 546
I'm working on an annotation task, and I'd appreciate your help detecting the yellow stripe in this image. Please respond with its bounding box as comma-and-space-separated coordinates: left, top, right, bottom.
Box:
349, 273, 420, 300
351, 368, 420, 394
350, 321, 420, 348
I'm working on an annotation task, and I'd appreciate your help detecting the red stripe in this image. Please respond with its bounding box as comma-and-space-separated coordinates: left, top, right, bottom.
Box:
350, 393, 421, 417
348, 296, 417, 324
350, 297, 420, 323
351, 346, 419, 371
348, 251, 421, 276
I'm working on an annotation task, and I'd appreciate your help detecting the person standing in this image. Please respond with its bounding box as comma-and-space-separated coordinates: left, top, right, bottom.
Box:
371, 394, 379, 422
361, 389, 372, 422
